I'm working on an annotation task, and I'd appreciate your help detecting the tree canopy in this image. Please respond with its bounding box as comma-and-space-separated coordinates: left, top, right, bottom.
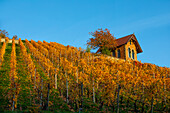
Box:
0, 29, 9, 38
87, 28, 117, 49
13, 35, 18, 39
87, 28, 117, 55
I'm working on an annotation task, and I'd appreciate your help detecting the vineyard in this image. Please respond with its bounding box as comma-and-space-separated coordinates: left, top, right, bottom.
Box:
0, 37, 169, 112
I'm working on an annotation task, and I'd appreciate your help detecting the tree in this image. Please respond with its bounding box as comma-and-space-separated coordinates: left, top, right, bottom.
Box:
86, 46, 91, 53
87, 28, 117, 55
13, 35, 18, 40
0, 29, 9, 38
101, 47, 111, 56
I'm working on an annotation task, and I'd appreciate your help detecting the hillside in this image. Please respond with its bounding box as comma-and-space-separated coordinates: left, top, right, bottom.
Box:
0, 38, 169, 112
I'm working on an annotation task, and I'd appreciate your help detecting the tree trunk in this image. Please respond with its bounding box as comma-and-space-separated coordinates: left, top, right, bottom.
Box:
66, 78, 69, 104
46, 83, 50, 110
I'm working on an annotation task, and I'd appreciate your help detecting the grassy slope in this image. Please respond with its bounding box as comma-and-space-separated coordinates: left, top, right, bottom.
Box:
0, 43, 12, 111
15, 43, 34, 112
25, 41, 116, 113
0, 43, 72, 112
0, 42, 167, 112
27, 42, 104, 113
24, 41, 72, 112
0, 43, 147, 113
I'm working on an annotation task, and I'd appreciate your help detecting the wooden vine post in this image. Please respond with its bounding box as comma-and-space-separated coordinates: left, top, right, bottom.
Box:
76, 69, 78, 83
34, 69, 36, 89
46, 58, 50, 110
55, 68, 57, 89
64, 48, 69, 104
79, 82, 83, 113
92, 55, 95, 103
46, 83, 50, 110
134, 62, 137, 112
40, 79, 43, 109
117, 71, 120, 113
12, 84, 16, 111
142, 70, 145, 113
162, 69, 167, 111
65, 48, 68, 104
151, 72, 155, 113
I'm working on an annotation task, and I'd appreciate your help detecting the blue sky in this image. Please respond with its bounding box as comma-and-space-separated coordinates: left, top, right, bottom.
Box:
0, 0, 170, 67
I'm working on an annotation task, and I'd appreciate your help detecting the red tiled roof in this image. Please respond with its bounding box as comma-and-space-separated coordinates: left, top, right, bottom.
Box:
96, 34, 143, 53
116, 34, 133, 47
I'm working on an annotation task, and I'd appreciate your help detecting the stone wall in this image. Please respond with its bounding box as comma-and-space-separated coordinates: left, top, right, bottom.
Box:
1, 38, 5, 42
0, 38, 19, 44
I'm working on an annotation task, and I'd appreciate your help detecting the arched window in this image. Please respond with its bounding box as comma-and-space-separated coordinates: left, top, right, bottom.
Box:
117, 49, 121, 58
132, 49, 135, 59
112, 50, 115, 57
128, 48, 131, 58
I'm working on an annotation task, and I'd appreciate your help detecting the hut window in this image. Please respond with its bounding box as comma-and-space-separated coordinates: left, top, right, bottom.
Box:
112, 50, 115, 57
117, 49, 121, 58
132, 49, 135, 59
130, 40, 131, 45
128, 48, 131, 58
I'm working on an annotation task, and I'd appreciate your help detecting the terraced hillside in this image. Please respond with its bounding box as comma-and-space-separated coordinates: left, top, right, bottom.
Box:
0, 38, 169, 112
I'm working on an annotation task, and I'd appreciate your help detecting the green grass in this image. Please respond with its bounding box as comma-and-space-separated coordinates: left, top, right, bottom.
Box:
24, 41, 73, 112
0, 42, 3, 49
0, 43, 12, 111
15, 43, 34, 112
